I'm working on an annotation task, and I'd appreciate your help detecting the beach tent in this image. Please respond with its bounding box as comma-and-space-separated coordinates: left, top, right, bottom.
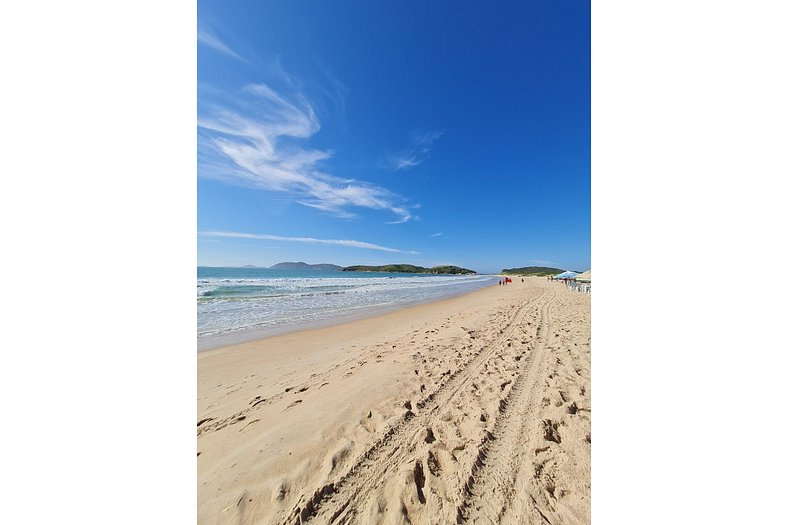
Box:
575, 270, 591, 282
553, 271, 578, 279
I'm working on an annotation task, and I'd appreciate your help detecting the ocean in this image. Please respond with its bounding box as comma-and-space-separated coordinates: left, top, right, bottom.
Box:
197, 267, 497, 350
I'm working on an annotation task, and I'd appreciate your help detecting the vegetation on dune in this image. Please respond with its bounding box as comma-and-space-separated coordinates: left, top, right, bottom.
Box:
342, 264, 476, 275
500, 266, 565, 276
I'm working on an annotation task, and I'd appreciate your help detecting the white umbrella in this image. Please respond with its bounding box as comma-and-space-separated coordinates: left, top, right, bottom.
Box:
575, 270, 591, 282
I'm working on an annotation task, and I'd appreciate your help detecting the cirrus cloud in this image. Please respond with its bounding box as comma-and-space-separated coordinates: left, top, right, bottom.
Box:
197, 20, 244, 61
198, 83, 417, 223
199, 230, 420, 254
386, 130, 443, 171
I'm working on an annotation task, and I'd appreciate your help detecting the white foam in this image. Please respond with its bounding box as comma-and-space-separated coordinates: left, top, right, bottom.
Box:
197, 274, 496, 347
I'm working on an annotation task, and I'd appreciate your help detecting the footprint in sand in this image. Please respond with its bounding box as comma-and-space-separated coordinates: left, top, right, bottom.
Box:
239, 419, 261, 432
424, 427, 436, 444
427, 450, 441, 477
543, 419, 562, 444
413, 460, 426, 504
284, 399, 303, 411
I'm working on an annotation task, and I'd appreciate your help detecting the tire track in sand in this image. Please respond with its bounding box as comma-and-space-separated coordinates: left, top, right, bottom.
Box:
456, 295, 556, 524
282, 290, 553, 525
198, 291, 541, 438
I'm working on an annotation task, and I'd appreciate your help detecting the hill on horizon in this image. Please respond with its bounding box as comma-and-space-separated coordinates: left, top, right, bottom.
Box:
342, 264, 476, 275
269, 262, 343, 270
500, 266, 565, 276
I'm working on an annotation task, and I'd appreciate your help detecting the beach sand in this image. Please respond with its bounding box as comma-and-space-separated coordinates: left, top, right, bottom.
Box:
198, 277, 591, 524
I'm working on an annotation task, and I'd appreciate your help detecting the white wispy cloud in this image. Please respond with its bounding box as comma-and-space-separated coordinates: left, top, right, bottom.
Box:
197, 20, 244, 61
431, 232, 443, 237
199, 230, 420, 254
198, 83, 416, 223
387, 130, 443, 171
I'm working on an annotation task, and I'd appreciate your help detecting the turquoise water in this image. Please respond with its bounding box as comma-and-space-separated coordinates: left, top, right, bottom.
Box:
197, 267, 496, 350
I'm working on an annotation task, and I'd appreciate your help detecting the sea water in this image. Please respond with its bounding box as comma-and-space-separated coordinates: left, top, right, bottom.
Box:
197, 267, 497, 350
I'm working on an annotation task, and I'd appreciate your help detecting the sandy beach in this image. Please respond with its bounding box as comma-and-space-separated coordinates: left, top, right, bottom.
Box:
198, 277, 590, 524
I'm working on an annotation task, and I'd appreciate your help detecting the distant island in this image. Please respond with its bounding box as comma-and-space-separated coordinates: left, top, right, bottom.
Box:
500, 266, 565, 276
230, 262, 476, 274
269, 262, 343, 270
342, 264, 476, 275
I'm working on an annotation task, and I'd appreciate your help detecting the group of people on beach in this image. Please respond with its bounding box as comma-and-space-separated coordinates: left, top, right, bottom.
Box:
498, 277, 527, 286
547, 274, 591, 294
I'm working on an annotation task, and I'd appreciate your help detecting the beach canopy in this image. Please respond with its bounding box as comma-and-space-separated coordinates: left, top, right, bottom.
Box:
575, 270, 591, 282
553, 271, 578, 279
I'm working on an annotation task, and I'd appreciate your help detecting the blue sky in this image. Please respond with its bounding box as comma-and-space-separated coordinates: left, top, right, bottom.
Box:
198, 1, 590, 274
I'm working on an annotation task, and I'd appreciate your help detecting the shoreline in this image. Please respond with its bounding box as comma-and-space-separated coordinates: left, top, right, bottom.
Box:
197, 274, 498, 352
198, 277, 590, 524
